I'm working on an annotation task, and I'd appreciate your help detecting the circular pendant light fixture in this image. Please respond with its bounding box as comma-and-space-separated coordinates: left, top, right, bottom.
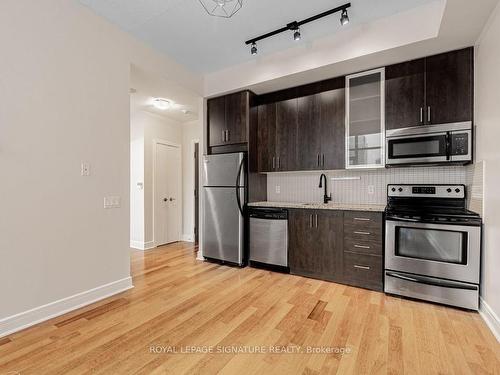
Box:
199, 0, 243, 18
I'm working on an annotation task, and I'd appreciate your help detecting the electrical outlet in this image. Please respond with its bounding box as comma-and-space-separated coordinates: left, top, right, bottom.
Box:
81, 162, 90, 176
275, 185, 281, 194
368, 185, 375, 195
104, 196, 121, 209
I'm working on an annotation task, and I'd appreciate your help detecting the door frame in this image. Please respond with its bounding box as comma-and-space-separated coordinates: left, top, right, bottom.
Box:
192, 139, 200, 244
152, 138, 182, 247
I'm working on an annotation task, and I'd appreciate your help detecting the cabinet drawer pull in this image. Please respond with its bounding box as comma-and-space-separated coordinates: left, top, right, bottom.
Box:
354, 231, 371, 235
353, 217, 370, 221
354, 265, 370, 270
354, 244, 370, 249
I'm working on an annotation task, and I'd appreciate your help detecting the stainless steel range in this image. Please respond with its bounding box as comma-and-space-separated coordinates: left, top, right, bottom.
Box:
384, 184, 482, 310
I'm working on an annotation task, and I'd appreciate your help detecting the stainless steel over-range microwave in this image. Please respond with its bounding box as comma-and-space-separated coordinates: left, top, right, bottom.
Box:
385, 122, 472, 166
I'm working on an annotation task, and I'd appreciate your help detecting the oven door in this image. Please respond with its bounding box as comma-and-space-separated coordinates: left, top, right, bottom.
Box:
386, 132, 448, 165
385, 220, 481, 284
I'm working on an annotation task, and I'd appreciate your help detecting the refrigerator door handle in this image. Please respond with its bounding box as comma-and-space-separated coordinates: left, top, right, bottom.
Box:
235, 157, 245, 216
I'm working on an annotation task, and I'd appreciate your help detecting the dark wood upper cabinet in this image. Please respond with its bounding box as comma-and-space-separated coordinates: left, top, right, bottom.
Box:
319, 89, 345, 170
257, 103, 276, 172
385, 58, 425, 130
207, 96, 226, 147
276, 98, 298, 171
297, 95, 321, 170
207, 91, 249, 149
425, 48, 473, 125
385, 48, 473, 130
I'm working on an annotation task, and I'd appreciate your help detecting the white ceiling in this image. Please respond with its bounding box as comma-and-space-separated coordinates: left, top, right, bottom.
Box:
78, 0, 437, 74
130, 65, 199, 122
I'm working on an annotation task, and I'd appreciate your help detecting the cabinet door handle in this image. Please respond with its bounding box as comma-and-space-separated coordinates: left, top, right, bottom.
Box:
322, 154, 325, 167
354, 265, 371, 270
278, 156, 281, 169
353, 217, 370, 221
420, 107, 423, 124
427, 106, 431, 123
226, 130, 230, 142
354, 244, 370, 249
354, 231, 371, 235
317, 154, 320, 167
272, 156, 275, 170
315, 214, 318, 228
222, 130, 225, 142
309, 214, 313, 228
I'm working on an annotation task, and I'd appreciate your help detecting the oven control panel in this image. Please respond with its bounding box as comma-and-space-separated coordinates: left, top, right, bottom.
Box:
388, 185, 465, 198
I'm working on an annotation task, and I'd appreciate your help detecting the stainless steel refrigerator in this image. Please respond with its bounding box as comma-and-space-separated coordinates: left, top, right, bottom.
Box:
202, 152, 246, 266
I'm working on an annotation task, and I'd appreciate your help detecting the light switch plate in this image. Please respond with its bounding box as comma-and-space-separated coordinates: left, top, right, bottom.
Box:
104, 196, 121, 209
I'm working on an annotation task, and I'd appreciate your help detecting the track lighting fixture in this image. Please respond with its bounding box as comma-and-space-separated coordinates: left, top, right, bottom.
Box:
250, 42, 257, 55
293, 27, 301, 41
245, 2, 351, 54
340, 9, 349, 26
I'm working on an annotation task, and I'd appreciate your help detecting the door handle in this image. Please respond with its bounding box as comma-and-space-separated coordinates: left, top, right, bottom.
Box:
386, 272, 478, 290
427, 106, 431, 123
317, 154, 320, 167
272, 156, 275, 170
222, 130, 225, 142
322, 154, 325, 167
309, 214, 313, 228
226, 130, 230, 142
420, 107, 423, 124
277, 156, 281, 169
315, 214, 318, 228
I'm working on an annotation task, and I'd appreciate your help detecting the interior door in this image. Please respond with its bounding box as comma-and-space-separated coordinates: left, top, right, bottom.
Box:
385, 58, 425, 130
154, 142, 181, 246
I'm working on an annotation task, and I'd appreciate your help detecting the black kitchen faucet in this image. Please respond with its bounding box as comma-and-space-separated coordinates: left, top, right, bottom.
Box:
319, 174, 332, 204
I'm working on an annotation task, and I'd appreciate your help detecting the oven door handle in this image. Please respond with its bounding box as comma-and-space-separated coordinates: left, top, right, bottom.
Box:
386, 272, 478, 290
386, 216, 420, 222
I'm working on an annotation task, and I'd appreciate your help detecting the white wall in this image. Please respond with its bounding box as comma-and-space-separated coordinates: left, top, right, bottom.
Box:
181, 120, 202, 241
0, 0, 201, 335
475, 1, 500, 339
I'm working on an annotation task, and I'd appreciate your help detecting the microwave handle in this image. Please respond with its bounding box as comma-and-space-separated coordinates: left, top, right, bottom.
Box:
446, 132, 451, 160
386, 272, 478, 290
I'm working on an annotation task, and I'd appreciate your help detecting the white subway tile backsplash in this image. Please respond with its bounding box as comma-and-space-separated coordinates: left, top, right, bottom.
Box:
267, 166, 471, 205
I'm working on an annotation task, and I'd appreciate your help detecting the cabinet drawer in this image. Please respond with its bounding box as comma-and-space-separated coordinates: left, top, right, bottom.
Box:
343, 252, 383, 291
344, 224, 382, 242
344, 211, 382, 232
344, 238, 382, 256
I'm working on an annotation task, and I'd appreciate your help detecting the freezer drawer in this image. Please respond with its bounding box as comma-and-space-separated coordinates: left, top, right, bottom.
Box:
249, 216, 288, 267
202, 187, 244, 265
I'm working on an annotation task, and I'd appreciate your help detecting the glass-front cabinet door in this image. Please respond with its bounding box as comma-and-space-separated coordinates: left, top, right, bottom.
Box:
345, 68, 385, 168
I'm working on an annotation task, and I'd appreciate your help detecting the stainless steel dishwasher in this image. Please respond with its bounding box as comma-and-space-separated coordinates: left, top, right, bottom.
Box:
249, 207, 288, 271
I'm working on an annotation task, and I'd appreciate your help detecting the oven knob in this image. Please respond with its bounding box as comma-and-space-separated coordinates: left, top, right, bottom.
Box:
455, 188, 460, 193
391, 187, 396, 192
398, 187, 403, 192
447, 188, 452, 193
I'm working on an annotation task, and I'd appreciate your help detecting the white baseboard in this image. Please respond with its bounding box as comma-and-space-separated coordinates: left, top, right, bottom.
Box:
0, 276, 133, 338
130, 240, 156, 250
181, 234, 194, 242
479, 297, 500, 343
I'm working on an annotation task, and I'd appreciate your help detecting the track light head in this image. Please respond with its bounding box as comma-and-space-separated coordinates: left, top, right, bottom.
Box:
340, 8, 349, 26
250, 42, 257, 55
293, 27, 301, 41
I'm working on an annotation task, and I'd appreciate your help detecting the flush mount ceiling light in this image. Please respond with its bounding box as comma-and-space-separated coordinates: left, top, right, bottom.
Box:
199, 0, 243, 18
246, 2, 351, 55
152, 98, 172, 110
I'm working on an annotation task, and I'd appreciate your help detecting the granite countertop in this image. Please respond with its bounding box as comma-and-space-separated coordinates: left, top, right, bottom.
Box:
247, 201, 386, 212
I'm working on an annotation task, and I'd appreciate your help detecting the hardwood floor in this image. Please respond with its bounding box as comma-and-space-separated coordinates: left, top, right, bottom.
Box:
1, 242, 498, 374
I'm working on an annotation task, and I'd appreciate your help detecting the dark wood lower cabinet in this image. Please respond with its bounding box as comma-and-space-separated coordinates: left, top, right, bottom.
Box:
288, 209, 383, 291
288, 209, 343, 282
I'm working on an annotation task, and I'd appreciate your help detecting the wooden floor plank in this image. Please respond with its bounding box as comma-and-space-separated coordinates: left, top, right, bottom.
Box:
0, 241, 498, 375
